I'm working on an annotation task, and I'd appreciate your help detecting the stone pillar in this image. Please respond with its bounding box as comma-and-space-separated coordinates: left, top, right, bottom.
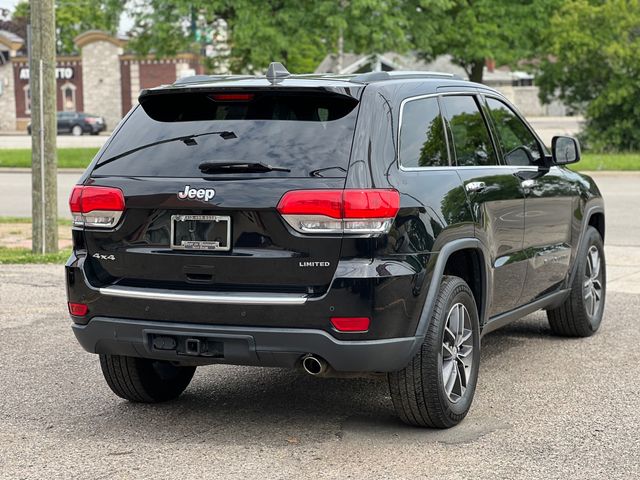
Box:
0, 31, 23, 132
0, 60, 17, 131
75, 31, 125, 131
130, 61, 140, 106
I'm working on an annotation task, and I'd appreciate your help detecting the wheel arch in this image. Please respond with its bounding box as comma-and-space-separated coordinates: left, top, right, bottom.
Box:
568, 204, 605, 286
588, 211, 605, 242
413, 239, 491, 351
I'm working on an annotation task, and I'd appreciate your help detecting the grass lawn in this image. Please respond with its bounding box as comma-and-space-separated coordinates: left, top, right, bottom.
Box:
0, 148, 639, 171
0, 217, 73, 264
0, 216, 72, 226
577, 153, 640, 171
0, 147, 99, 169
0, 246, 71, 264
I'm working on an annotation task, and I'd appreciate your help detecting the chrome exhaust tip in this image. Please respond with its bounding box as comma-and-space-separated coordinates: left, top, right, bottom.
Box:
301, 354, 327, 376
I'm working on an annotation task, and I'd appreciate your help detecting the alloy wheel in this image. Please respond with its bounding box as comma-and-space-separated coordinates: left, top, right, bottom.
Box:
441, 302, 474, 403
583, 245, 603, 320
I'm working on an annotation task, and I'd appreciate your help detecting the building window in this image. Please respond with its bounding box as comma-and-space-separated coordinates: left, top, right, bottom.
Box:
23, 84, 30, 114
60, 82, 76, 111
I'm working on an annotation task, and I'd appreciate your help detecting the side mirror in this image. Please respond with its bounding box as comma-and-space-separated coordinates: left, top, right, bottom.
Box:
551, 136, 581, 165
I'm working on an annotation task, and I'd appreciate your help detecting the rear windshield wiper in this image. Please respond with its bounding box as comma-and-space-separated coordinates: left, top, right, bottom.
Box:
93, 130, 237, 171
198, 161, 291, 174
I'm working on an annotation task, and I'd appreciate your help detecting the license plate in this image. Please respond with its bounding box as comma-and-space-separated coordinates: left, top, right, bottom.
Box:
170, 215, 231, 251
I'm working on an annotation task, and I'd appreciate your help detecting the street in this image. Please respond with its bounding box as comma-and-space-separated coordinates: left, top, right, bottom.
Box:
0, 116, 582, 150
0, 169, 81, 219
0, 133, 109, 149
1, 172, 639, 479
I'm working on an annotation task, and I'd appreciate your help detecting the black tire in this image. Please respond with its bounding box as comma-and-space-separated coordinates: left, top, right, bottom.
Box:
547, 226, 606, 337
99, 354, 196, 403
388, 276, 481, 428
71, 124, 83, 136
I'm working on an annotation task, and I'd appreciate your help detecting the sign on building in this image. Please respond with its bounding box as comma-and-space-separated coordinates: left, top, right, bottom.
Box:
19, 67, 75, 81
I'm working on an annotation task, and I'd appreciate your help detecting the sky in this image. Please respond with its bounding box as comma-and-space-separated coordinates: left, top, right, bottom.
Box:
0, 0, 134, 33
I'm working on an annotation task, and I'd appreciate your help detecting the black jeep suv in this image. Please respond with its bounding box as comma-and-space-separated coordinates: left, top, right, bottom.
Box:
66, 64, 606, 428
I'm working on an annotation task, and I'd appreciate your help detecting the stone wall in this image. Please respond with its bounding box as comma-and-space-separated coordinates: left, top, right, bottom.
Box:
496, 85, 567, 117
80, 40, 122, 130
0, 61, 16, 131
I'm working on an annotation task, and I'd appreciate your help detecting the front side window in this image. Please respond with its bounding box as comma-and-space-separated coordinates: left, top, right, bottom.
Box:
399, 97, 449, 168
486, 97, 543, 166
441, 95, 498, 167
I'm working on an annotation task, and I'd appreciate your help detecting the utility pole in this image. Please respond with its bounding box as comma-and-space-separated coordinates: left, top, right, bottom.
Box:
30, 0, 58, 254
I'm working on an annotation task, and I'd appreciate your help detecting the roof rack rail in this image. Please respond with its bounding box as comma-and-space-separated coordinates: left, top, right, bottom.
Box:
350, 70, 463, 83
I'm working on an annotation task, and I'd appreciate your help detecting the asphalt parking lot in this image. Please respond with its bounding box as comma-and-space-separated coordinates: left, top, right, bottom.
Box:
1, 173, 639, 479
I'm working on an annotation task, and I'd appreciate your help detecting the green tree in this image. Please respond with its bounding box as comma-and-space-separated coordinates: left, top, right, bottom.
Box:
12, 0, 124, 54
537, 0, 640, 151
127, 0, 415, 73
411, 0, 563, 83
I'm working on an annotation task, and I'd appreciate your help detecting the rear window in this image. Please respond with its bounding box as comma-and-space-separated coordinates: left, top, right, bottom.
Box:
92, 91, 360, 178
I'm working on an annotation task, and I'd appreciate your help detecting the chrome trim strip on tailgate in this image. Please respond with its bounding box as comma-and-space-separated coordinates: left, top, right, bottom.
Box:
99, 286, 308, 305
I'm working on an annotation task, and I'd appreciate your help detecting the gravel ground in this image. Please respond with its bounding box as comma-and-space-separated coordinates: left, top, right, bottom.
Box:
0, 264, 639, 480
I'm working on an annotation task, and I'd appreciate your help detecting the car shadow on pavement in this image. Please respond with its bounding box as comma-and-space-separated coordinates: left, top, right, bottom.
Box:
68, 312, 575, 444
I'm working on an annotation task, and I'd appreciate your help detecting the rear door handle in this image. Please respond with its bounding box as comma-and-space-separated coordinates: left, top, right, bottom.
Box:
466, 181, 486, 193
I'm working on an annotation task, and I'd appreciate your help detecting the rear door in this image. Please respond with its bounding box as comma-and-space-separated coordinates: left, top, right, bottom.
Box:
56, 112, 69, 133
440, 94, 527, 317
81, 88, 361, 295
484, 96, 574, 303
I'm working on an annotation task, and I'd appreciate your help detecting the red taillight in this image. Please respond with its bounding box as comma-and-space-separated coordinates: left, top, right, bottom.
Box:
277, 189, 399, 235
69, 185, 125, 228
277, 190, 343, 218
68, 302, 88, 316
330, 317, 370, 332
343, 190, 400, 218
210, 93, 255, 101
69, 185, 83, 213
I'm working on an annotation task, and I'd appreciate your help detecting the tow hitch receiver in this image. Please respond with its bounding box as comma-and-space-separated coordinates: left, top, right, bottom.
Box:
150, 334, 224, 358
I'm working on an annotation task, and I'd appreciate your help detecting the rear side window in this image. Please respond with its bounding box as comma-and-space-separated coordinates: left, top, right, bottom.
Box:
399, 97, 449, 168
441, 95, 498, 167
486, 97, 543, 166
92, 91, 359, 178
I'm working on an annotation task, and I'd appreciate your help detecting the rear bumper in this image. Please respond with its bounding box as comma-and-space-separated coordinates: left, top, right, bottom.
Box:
66, 252, 430, 341
72, 317, 420, 372
86, 123, 106, 133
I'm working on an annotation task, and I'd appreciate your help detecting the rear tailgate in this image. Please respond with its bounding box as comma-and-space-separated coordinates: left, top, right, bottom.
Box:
82, 176, 345, 293
77, 86, 361, 294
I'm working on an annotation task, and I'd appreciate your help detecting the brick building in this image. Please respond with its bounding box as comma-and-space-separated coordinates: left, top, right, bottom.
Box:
0, 30, 202, 132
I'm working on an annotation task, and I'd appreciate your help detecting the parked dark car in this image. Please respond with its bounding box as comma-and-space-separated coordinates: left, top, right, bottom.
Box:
66, 64, 606, 428
27, 111, 106, 136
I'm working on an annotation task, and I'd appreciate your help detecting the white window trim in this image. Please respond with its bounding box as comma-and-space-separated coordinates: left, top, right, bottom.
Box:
23, 83, 30, 114
60, 81, 77, 112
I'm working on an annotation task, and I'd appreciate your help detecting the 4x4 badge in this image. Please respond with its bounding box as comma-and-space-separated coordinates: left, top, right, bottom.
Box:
92, 253, 116, 261
178, 185, 216, 201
